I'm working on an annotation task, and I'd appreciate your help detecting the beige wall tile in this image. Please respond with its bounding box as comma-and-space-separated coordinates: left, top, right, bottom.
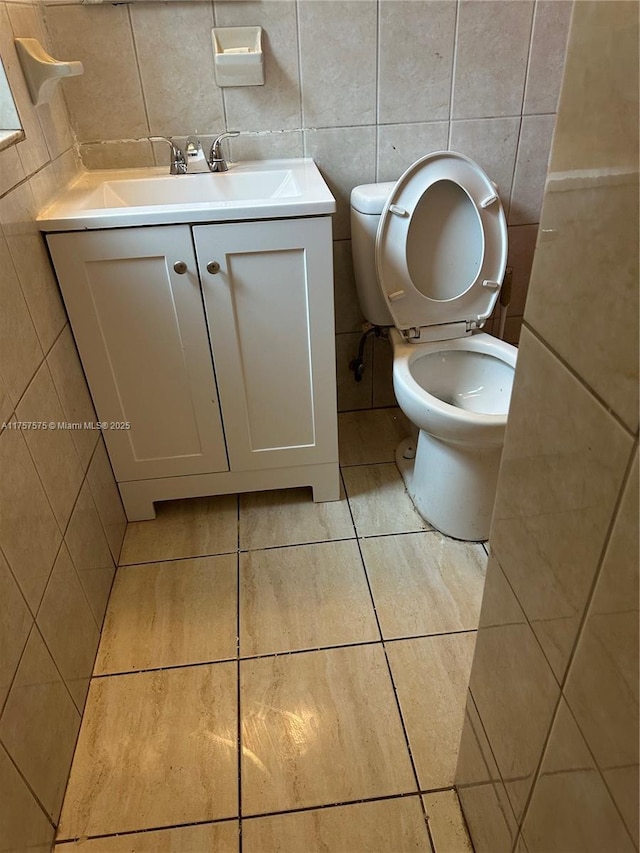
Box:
509, 114, 555, 225
333, 239, 364, 335
525, 178, 638, 432
240, 644, 415, 815
227, 130, 303, 162
0, 181, 66, 352
377, 121, 449, 183
521, 699, 635, 853
456, 695, 518, 853
388, 633, 476, 789
338, 406, 410, 466
362, 532, 486, 639
422, 789, 473, 853
243, 797, 432, 853
299, 0, 376, 129
343, 462, 430, 537
95, 554, 237, 675
491, 329, 633, 681
239, 486, 354, 551
378, 0, 455, 124
131, 2, 223, 137
563, 451, 638, 841
36, 543, 99, 713
469, 555, 560, 822
0, 549, 32, 710
87, 440, 126, 563
449, 117, 521, 212
506, 224, 538, 315
79, 140, 154, 171
45, 5, 148, 142
0, 232, 43, 405
549, 1, 637, 174
0, 425, 61, 612
0, 5, 48, 177
0, 744, 54, 853
46, 326, 99, 471
215, 0, 301, 132
304, 126, 376, 240
336, 331, 372, 412
240, 540, 378, 656
58, 662, 238, 838
53, 146, 82, 191
16, 363, 84, 531
64, 481, 115, 628
0, 143, 25, 197
6, 1, 74, 161
372, 334, 396, 408
54, 821, 239, 852
0, 626, 80, 820
523, 1, 573, 115
452, 1, 534, 120
120, 494, 238, 565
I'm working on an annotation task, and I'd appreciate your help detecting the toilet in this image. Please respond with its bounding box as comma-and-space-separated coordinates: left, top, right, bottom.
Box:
350, 151, 517, 541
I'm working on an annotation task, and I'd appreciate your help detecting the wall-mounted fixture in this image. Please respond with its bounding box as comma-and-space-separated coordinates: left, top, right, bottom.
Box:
14, 38, 83, 105
212, 26, 264, 88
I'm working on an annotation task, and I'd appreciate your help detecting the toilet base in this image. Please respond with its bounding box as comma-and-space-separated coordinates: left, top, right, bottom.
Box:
395, 432, 502, 541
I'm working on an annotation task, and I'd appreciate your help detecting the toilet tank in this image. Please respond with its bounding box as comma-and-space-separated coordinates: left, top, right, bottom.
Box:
350, 182, 395, 326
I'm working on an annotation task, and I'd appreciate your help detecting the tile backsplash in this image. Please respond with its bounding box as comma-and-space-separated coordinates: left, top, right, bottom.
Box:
44, 0, 572, 410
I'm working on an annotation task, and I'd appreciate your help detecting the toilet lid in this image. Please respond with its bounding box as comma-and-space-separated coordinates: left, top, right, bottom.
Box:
375, 151, 507, 332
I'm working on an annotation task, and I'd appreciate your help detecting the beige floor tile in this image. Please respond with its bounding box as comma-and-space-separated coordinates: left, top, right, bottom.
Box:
422, 789, 474, 853
387, 634, 476, 790
362, 532, 486, 638
239, 487, 354, 551
54, 821, 239, 852
119, 494, 238, 565
58, 663, 238, 839
241, 645, 415, 815
343, 463, 431, 537
95, 555, 237, 675
338, 407, 410, 466
240, 540, 378, 656
243, 797, 432, 852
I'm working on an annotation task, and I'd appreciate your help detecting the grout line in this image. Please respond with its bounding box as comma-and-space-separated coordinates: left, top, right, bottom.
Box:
522, 322, 637, 439
126, 4, 152, 140
55, 787, 464, 845
91, 631, 479, 680
0, 740, 56, 834
338, 467, 429, 841
446, 0, 460, 149
235, 493, 243, 853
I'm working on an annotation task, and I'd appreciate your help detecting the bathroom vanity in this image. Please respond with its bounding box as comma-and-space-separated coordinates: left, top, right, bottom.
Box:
39, 160, 339, 520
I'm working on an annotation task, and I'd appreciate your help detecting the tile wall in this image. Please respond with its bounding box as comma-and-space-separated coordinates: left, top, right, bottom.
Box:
455, 2, 639, 851
0, 3, 127, 850
43, 0, 572, 411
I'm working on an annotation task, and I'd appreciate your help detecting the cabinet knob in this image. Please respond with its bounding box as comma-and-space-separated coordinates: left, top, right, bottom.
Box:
173, 261, 188, 275
207, 261, 221, 275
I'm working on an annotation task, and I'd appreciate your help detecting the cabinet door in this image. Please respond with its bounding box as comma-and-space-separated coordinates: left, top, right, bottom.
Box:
47, 226, 228, 481
194, 217, 338, 471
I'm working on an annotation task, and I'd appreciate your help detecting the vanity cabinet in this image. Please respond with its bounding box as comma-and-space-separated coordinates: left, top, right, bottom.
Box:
47, 216, 339, 520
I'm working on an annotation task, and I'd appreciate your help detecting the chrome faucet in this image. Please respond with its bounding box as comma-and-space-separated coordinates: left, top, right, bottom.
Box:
208, 131, 240, 172
149, 136, 187, 175
184, 137, 210, 174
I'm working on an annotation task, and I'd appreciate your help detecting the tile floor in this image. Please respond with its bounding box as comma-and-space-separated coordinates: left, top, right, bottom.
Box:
55, 408, 486, 852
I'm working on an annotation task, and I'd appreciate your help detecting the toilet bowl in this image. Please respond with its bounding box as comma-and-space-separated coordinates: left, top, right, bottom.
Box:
350, 151, 517, 541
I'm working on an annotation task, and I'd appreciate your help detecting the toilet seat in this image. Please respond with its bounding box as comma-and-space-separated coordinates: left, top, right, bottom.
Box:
375, 151, 508, 340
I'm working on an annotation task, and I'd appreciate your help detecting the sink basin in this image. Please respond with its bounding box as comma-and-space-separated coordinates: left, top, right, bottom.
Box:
37, 158, 336, 231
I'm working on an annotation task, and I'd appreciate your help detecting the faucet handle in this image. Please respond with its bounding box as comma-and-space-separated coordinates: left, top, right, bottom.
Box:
208, 130, 240, 172
149, 136, 187, 175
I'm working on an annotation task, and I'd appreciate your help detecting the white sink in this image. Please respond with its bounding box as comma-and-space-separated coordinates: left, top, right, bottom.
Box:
37, 158, 336, 231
